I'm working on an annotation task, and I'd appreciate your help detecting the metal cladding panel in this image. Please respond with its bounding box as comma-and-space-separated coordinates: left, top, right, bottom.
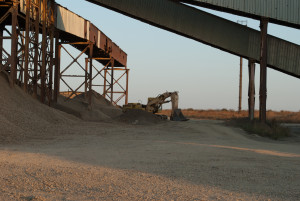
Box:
56, 5, 85, 39
111, 42, 119, 61
184, 0, 300, 27
99, 31, 107, 51
112, 42, 122, 63
89, 23, 99, 45
106, 37, 112, 54
86, 21, 90, 40
89, 0, 300, 76
97, 30, 101, 48
20, 0, 25, 14
120, 50, 128, 66
267, 36, 300, 75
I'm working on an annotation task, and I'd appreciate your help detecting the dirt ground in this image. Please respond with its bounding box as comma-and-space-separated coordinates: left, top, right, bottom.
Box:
1, 120, 300, 201
1, 74, 300, 200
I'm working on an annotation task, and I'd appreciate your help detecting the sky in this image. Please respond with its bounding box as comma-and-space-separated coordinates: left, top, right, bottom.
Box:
56, 0, 300, 111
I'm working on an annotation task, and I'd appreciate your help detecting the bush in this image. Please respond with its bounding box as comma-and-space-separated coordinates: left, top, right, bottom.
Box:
227, 118, 290, 140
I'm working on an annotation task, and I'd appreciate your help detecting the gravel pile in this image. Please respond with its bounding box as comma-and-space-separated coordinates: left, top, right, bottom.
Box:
0, 74, 77, 144
55, 91, 122, 122
116, 109, 163, 125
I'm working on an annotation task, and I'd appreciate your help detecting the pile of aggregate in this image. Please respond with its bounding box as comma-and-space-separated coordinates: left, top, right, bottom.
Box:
117, 109, 163, 125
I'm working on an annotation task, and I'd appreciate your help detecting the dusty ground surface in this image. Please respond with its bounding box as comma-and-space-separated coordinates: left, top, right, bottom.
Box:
1, 74, 300, 200
1, 120, 300, 201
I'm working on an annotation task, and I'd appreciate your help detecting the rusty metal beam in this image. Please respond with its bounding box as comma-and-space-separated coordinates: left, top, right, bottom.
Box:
88, 43, 93, 107
110, 58, 114, 103
0, 26, 3, 71
33, 0, 40, 98
48, 4, 55, 104
84, 58, 88, 96
10, 1, 18, 87
53, 38, 60, 102
23, 0, 30, 92
40, 0, 47, 103
125, 69, 129, 105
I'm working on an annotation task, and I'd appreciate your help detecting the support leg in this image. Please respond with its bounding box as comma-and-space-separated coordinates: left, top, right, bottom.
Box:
248, 60, 255, 121
259, 18, 268, 123
0, 26, 3, 70
40, 0, 47, 103
110, 58, 114, 103
103, 68, 107, 98
53, 42, 61, 103
88, 43, 93, 107
85, 58, 88, 97
24, 0, 30, 92
125, 69, 129, 105
33, 0, 40, 98
10, 2, 18, 87
238, 57, 242, 112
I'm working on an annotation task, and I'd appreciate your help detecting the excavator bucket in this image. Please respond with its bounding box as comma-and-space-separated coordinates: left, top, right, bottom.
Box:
170, 109, 189, 121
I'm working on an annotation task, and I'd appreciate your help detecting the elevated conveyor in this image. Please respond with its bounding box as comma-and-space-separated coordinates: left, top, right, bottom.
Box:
179, 0, 300, 29
0, 0, 129, 105
19, 0, 127, 67
86, 0, 300, 78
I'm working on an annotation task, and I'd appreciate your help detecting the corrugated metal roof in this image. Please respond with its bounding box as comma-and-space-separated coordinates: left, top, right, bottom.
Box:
89, 0, 300, 77
180, 0, 300, 28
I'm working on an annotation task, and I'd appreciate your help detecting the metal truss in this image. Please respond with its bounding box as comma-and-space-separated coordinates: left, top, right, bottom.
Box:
0, 0, 54, 104
1, 0, 129, 108
57, 41, 129, 107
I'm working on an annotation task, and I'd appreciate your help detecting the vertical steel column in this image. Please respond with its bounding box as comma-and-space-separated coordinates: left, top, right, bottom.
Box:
248, 60, 255, 121
24, 0, 30, 92
238, 57, 243, 112
41, 0, 47, 103
259, 18, 268, 123
48, 31, 54, 101
125, 69, 129, 105
84, 58, 88, 97
48, 0, 55, 104
33, 0, 40, 98
0, 26, 3, 70
103, 68, 107, 97
110, 58, 114, 103
53, 38, 60, 102
10, 1, 18, 87
88, 43, 93, 106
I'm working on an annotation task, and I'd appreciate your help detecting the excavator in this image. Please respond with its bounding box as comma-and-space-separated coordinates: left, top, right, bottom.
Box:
123, 91, 188, 121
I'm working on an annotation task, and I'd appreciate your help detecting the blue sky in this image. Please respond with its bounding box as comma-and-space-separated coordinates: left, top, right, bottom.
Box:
57, 0, 300, 111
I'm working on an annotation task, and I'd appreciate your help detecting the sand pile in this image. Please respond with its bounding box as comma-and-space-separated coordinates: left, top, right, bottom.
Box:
117, 109, 163, 125
55, 91, 122, 122
0, 74, 77, 143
